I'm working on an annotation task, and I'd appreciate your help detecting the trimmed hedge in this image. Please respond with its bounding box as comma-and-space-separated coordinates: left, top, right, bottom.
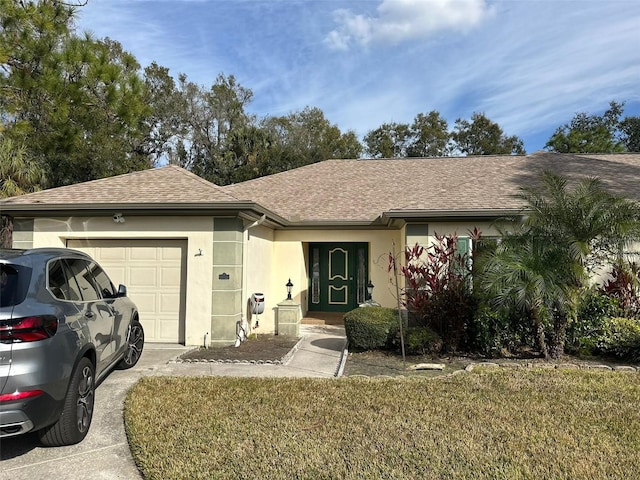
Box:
567, 290, 621, 355
404, 326, 442, 355
344, 307, 403, 352
598, 317, 640, 362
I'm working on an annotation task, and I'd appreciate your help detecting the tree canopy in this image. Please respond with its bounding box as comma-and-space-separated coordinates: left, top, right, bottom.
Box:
452, 113, 525, 156
363, 111, 525, 158
0, 1, 363, 190
3, 1, 640, 196
545, 101, 640, 154
0, 0, 153, 187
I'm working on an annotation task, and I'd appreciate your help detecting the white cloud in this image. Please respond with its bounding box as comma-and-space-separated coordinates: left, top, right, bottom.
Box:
325, 0, 494, 50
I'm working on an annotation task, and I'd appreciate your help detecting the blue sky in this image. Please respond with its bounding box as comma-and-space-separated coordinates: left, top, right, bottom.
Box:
75, 0, 640, 153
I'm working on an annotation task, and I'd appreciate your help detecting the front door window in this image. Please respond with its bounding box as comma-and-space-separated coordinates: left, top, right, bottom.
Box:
328, 247, 348, 305
311, 247, 320, 305
308, 243, 368, 312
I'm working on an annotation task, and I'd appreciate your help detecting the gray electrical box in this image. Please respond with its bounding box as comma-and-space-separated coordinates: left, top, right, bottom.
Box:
250, 293, 265, 314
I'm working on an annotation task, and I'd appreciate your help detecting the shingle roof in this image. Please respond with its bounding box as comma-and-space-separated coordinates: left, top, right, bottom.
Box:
1, 165, 240, 205
3, 153, 639, 224
223, 152, 640, 222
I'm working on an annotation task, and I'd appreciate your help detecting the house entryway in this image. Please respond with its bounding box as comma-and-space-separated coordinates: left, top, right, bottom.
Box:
301, 311, 345, 325
308, 242, 368, 313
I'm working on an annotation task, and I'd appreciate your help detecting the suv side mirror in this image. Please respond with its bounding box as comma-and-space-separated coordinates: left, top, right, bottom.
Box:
117, 284, 127, 297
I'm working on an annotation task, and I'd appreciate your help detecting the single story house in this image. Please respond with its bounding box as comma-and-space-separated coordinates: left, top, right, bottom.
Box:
1, 151, 639, 346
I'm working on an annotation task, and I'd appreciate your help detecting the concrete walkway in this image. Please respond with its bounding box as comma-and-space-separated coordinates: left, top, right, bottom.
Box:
157, 324, 347, 378
0, 325, 347, 480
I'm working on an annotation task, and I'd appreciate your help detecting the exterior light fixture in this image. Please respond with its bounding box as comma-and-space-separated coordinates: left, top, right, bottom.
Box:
286, 278, 293, 300
367, 280, 374, 300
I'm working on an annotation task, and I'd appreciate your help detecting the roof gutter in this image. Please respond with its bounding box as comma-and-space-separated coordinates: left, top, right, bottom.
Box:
380, 208, 525, 225
0, 201, 290, 229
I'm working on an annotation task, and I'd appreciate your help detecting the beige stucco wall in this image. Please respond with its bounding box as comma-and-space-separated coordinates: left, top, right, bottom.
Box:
22, 215, 509, 344
26, 215, 214, 346
420, 221, 502, 245
272, 229, 404, 314
266, 222, 502, 315
243, 223, 277, 334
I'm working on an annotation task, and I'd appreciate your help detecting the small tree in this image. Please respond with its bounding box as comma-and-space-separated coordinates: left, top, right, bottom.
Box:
395, 232, 474, 351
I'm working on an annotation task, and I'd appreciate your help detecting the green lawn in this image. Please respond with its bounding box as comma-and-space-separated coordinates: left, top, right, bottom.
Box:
124, 369, 640, 479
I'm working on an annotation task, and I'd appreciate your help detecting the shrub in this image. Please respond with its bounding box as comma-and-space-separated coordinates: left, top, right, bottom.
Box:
403, 327, 442, 355
597, 317, 640, 362
468, 303, 534, 357
566, 290, 621, 355
396, 233, 474, 352
426, 287, 476, 352
344, 307, 402, 352
602, 262, 640, 318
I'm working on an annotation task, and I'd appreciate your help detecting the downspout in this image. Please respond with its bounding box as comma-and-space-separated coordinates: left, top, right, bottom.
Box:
237, 215, 267, 346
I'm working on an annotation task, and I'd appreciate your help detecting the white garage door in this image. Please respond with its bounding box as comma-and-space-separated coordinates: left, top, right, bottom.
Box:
67, 239, 187, 343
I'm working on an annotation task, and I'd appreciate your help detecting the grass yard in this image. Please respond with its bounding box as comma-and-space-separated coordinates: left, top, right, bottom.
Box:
124, 369, 640, 480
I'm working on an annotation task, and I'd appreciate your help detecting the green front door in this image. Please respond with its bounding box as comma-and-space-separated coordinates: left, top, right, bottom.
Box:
308, 243, 368, 312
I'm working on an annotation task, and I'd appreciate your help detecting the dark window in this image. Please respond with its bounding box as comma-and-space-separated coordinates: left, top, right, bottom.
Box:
0, 263, 31, 307
48, 261, 68, 300
87, 262, 115, 299
65, 259, 100, 301
47, 260, 82, 301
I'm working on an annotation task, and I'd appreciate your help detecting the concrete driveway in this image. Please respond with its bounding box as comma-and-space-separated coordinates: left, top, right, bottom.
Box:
0, 325, 346, 480
0, 344, 192, 480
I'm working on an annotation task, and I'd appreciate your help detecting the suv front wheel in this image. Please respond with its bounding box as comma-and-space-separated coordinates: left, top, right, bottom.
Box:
38, 357, 95, 446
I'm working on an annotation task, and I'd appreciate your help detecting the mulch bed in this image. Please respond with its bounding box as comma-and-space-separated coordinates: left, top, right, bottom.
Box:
178, 334, 637, 376
179, 334, 300, 362
343, 349, 639, 377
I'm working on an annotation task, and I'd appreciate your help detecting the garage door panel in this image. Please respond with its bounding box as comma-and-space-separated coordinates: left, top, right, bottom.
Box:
160, 293, 180, 310
104, 266, 126, 284
67, 239, 186, 343
99, 248, 127, 261
159, 320, 179, 341
133, 292, 158, 312
160, 267, 182, 287
143, 322, 157, 341
130, 248, 159, 261
130, 267, 159, 288
161, 247, 183, 260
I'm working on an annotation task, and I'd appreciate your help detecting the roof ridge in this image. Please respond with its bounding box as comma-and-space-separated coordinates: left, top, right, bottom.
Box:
164, 164, 229, 195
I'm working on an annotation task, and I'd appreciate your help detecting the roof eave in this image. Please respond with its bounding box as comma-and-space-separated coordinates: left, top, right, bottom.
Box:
276, 219, 385, 230
0, 202, 289, 228
381, 208, 525, 223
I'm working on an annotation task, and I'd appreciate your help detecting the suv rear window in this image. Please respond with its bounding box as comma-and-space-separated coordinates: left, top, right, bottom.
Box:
0, 263, 31, 307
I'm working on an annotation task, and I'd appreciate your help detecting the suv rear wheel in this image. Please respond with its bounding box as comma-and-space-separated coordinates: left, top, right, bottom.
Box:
38, 357, 95, 446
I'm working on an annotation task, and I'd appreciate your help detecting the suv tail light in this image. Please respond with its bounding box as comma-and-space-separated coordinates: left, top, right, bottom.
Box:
0, 316, 58, 343
0, 389, 44, 403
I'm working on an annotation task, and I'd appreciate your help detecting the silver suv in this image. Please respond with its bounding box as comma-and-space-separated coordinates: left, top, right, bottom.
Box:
0, 248, 144, 446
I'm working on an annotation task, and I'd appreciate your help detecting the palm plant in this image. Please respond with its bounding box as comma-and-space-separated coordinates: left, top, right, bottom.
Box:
0, 136, 47, 247
481, 172, 640, 359
482, 227, 573, 359
520, 172, 640, 277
